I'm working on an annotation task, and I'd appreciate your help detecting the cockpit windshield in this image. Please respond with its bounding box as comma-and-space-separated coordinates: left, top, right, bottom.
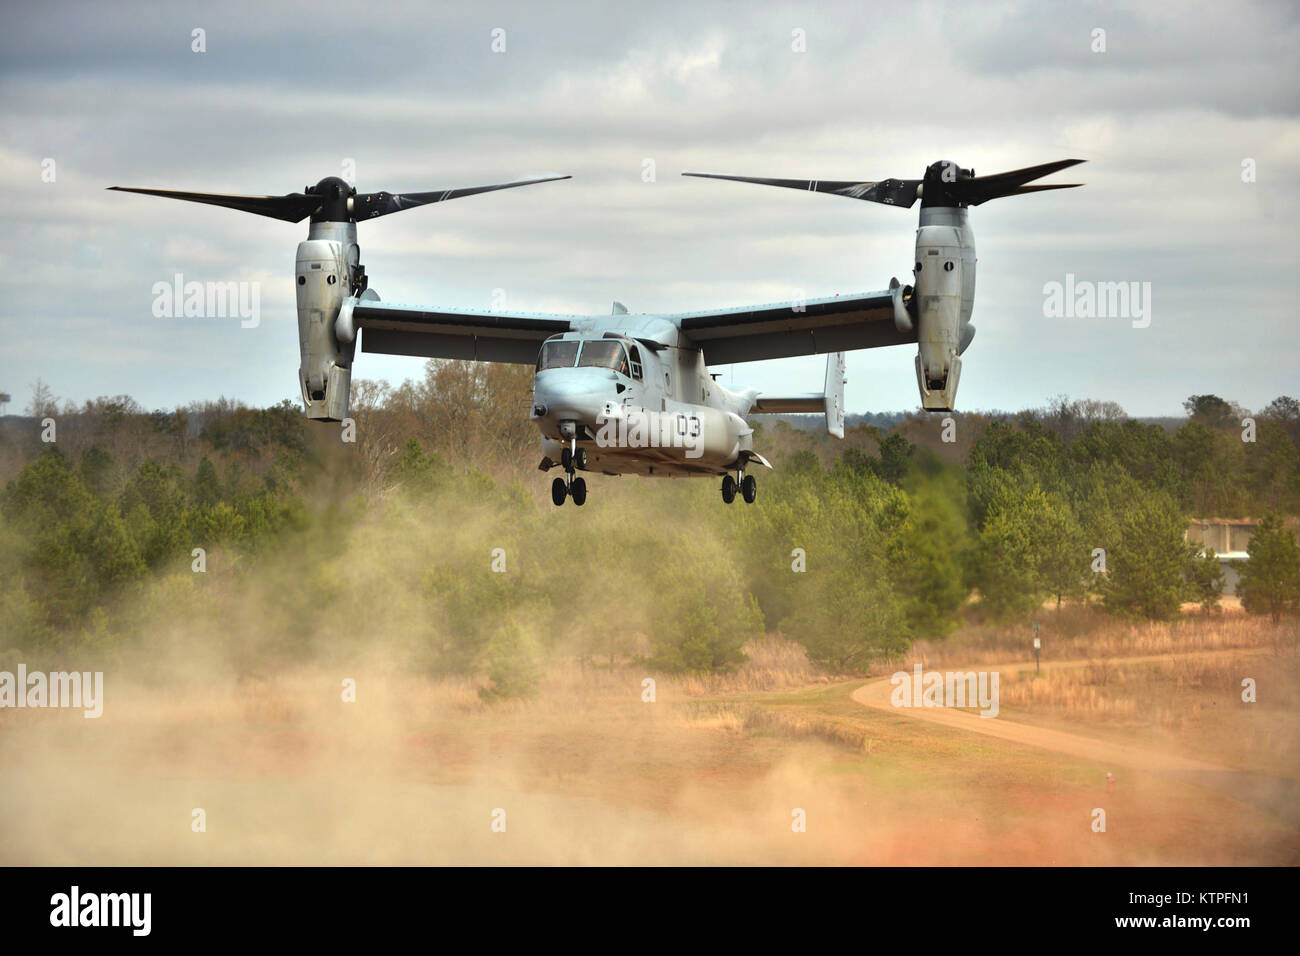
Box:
577, 340, 630, 375
537, 340, 580, 371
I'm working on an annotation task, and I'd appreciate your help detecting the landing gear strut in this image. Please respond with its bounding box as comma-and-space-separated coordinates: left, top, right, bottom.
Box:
554, 437, 588, 507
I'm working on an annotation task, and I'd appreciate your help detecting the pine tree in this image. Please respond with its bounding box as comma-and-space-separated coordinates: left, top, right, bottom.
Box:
1101, 491, 1188, 620
1238, 514, 1300, 623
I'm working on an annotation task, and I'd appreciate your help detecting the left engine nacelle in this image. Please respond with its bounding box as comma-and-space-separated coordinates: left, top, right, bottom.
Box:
295, 238, 354, 422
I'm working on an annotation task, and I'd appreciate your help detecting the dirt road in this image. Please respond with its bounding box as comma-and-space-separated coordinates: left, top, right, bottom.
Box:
850, 650, 1264, 772
851, 647, 1300, 827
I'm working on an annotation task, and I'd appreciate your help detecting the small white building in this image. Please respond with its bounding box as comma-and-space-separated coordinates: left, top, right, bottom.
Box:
1185, 519, 1256, 595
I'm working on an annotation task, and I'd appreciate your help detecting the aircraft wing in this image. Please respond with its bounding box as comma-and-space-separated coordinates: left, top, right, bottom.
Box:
670, 290, 911, 364
349, 300, 574, 364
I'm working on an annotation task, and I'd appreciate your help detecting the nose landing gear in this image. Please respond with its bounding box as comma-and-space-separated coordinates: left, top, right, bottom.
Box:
553, 438, 588, 507
560, 446, 587, 471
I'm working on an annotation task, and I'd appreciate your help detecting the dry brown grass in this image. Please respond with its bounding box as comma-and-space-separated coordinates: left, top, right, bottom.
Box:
990, 644, 1300, 777
672, 635, 824, 696
732, 703, 877, 753
908, 604, 1298, 671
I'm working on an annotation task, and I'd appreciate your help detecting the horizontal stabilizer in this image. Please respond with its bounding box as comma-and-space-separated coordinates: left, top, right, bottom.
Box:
750, 395, 824, 414
748, 352, 847, 438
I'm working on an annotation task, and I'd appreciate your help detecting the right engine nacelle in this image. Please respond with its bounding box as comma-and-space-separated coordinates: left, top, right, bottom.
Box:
912, 217, 976, 411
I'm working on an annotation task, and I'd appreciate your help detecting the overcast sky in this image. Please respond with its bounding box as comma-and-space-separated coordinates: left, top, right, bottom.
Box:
1, 0, 1297, 417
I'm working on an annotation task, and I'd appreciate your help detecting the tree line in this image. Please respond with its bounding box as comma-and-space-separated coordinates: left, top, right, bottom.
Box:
1, 374, 1297, 694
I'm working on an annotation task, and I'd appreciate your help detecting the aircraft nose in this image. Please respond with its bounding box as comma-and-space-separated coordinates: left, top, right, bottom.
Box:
532, 370, 614, 425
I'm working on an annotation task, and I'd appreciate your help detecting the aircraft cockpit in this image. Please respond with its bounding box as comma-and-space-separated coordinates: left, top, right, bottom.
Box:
536, 337, 643, 381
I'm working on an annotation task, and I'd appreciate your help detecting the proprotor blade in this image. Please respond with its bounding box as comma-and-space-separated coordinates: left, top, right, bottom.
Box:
352, 174, 572, 220
996, 183, 1084, 199
683, 172, 921, 208
106, 186, 321, 222
954, 159, 1086, 205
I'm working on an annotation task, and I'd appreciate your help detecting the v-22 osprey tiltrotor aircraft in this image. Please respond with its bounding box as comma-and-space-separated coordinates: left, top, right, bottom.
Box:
111, 157, 1083, 506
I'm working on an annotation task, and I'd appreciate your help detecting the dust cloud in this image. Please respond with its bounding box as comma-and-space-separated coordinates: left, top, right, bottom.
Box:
2, 482, 1297, 865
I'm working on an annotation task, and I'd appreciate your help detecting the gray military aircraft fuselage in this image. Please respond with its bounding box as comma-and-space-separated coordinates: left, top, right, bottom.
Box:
112, 158, 1083, 506
528, 314, 843, 484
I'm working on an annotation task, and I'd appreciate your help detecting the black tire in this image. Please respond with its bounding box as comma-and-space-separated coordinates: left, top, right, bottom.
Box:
560, 447, 572, 470
551, 476, 567, 506
574, 447, 588, 470
721, 474, 737, 504
571, 476, 587, 506
741, 474, 757, 504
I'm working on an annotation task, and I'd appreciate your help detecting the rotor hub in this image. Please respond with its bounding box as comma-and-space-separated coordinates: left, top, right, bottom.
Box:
305, 176, 356, 223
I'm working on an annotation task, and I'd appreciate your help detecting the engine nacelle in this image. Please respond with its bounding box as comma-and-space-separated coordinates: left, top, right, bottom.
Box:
295, 236, 354, 421
915, 352, 961, 412
912, 211, 976, 411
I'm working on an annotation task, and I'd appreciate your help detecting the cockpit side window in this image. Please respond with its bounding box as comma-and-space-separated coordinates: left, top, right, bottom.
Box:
537, 340, 580, 371
628, 345, 643, 381
577, 340, 630, 376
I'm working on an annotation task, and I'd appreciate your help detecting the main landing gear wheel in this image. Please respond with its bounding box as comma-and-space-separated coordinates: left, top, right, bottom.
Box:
574, 447, 588, 470
560, 447, 572, 470
570, 476, 587, 506
721, 474, 737, 504
551, 476, 567, 506
741, 474, 757, 504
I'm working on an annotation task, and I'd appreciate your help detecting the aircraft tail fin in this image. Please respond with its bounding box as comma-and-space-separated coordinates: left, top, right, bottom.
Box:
823, 351, 846, 438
